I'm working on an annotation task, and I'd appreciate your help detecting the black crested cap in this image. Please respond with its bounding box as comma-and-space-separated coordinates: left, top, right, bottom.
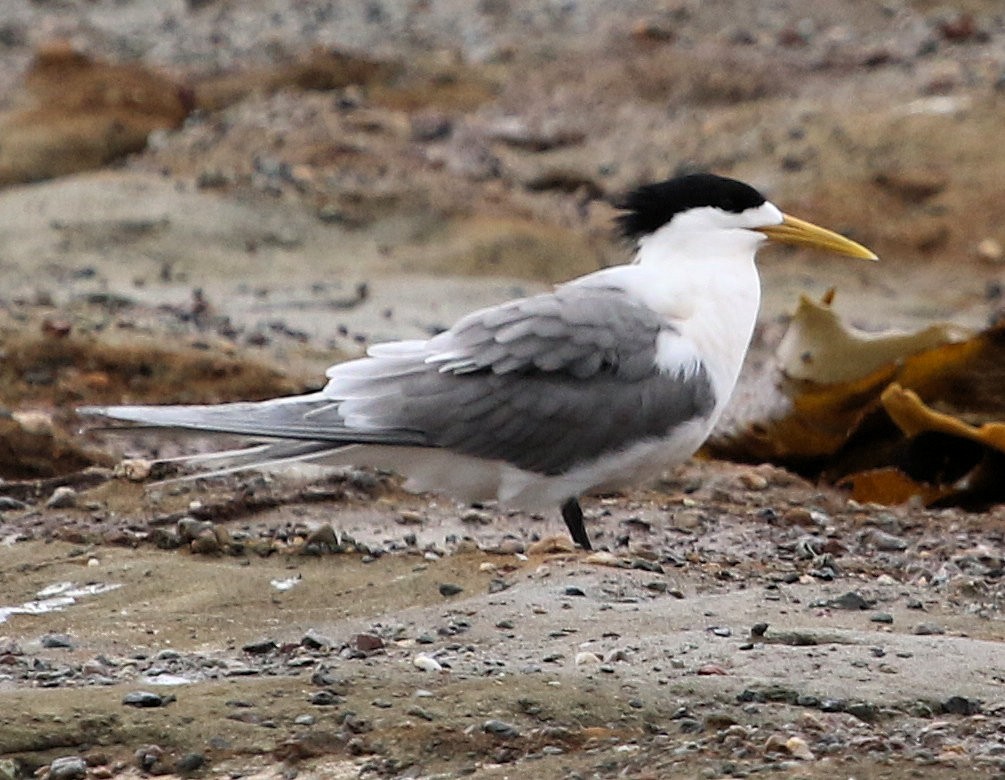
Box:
616, 173, 767, 240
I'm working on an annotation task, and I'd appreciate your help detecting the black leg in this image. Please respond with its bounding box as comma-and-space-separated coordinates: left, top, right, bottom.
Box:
561, 497, 592, 550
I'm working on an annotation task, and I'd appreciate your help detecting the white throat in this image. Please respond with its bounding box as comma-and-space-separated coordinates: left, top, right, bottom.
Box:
625, 218, 768, 415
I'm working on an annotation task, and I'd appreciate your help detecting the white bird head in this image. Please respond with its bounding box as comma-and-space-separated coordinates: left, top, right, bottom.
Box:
617, 173, 877, 262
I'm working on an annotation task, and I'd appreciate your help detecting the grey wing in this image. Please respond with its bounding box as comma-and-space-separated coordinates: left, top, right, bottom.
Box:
83, 285, 715, 477
327, 285, 716, 475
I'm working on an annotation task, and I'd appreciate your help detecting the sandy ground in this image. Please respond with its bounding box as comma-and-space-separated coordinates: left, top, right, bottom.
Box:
1, 1, 1005, 778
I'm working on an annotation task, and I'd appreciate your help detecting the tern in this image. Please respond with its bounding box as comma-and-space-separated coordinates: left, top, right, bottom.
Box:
81, 173, 876, 550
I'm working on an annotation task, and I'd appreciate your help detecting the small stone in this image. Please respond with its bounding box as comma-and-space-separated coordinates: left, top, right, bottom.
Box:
119, 458, 153, 481
413, 653, 443, 672
134, 745, 163, 772
47, 756, 87, 780
0, 497, 27, 510
738, 471, 769, 490
460, 509, 493, 525
563, 586, 586, 597
174, 753, 205, 773
46, 486, 78, 509
242, 638, 278, 654
294, 714, 316, 725
584, 551, 622, 567
301, 630, 332, 650
311, 690, 343, 706
831, 591, 871, 610
438, 583, 463, 597
574, 651, 602, 666
942, 695, 980, 715
397, 510, 424, 525
483, 719, 520, 738
527, 535, 575, 554
870, 612, 894, 624
870, 530, 909, 551
697, 664, 728, 676
780, 508, 816, 527
123, 691, 166, 708
913, 622, 945, 636
493, 537, 525, 555
41, 633, 74, 649
786, 736, 816, 761
354, 633, 384, 653
976, 238, 1003, 262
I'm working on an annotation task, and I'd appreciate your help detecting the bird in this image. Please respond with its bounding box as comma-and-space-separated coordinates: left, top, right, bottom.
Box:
80, 173, 876, 551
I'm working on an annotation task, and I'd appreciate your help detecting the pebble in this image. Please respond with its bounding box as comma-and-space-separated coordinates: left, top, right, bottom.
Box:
119, 458, 153, 481
310, 690, 341, 706
870, 529, 909, 551
301, 630, 332, 650
397, 510, 424, 525
174, 753, 205, 773
942, 695, 980, 715
46, 486, 78, 509
738, 471, 769, 490
563, 586, 586, 597
871, 612, 894, 624
354, 633, 384, 653
41, 633, 75, 649
47, 756, 87, 780
831, 591, 871, 610
242, 638, 278, 654
583, 551, 622, 567
413, 653, 443, 672
134, 745, 163, 771
438, 583, 464, 597
786, 736, 816, 761
483, 719, 520, 738
574, 651, 602, 666
780, 508, 816, 527
976, 237, 1003, 262
294, 714, 316, 726
0, 497, 27, 511
913, 622, 945, 636
122, 691, 168, 708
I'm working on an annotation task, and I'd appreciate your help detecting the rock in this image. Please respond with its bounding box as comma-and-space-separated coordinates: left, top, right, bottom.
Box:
41, 633, 74, 649
780, 508, 816, 527
976, 238, 1003, 262
831, 591, 871, 610
738, 471, 769, 490
527, 535, 575, 554
913, 623, 945, 636
870, 612, 894, 624
574, 651, 602, 666
301, 630, 332, 650
873, 169, 947, 203
122, 691, 168, 708
942, 695, 980, 715
0, 497, 28, 511
563, 586, 586, 597
119, 458, 153, 481
354, 633, 384, 653
413, 653, 443, 672
697, 664, 729, 676
786, 736, 816, 761
174, 753, 205, 773
483, 719, 520, 738
46, 486, 77, 509
870, 530, 908, 551
310, 690, 341, 706
242, 638, 278, 654
134, 745, 163, 771
438, 583, 463, 597
584, 551, 623, 567
294, 714, 316, 725
47, 756, 87, 780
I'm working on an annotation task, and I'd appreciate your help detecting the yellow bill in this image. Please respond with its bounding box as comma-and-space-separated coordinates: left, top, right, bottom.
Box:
758, 214, 878, 260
